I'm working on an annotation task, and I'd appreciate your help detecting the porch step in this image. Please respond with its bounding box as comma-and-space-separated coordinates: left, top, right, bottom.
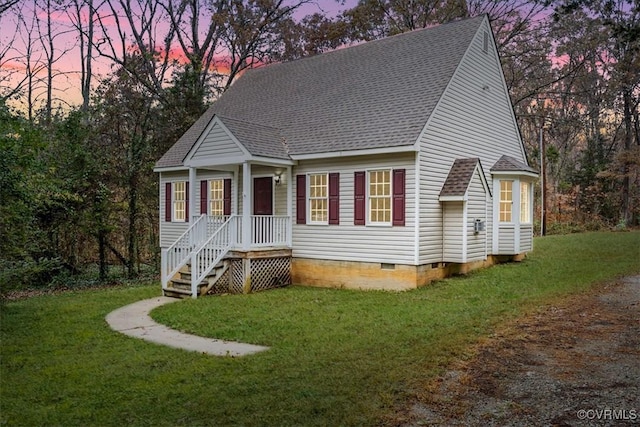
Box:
164, 261, 227, 298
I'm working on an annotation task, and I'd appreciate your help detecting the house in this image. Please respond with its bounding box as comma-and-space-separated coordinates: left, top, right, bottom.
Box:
154, 14, 538, 298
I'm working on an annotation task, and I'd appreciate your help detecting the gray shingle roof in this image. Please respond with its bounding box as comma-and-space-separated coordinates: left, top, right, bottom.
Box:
440, 158, 481, 197
217, 116, 289, 159
490, 155, 538, 174
156, 15, 486, 168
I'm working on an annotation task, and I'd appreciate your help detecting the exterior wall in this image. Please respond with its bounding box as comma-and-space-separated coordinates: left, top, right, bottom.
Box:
520, 224, 533, 252
442, 202, 465, 263
190, 122, 243, 161
159, 169, 235, 248
466, 171, 488, 262
417, 19, 526, 264
292, 152, 416, 265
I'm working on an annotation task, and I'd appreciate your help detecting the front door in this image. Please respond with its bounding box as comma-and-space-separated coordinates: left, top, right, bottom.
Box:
253, 177, 273, 215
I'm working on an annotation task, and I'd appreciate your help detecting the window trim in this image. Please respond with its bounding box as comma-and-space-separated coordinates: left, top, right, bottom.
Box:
520, 181, 531, 224
308, 172, 329, 225
208, 179, 225, 216
499, 180, 513, 223
367, 169, 392, 226
172, 181, 187, 223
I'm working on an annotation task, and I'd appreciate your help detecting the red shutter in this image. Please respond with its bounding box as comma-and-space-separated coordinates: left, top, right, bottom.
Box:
392, 169, 405, 226
223, 178, 232, 215
185, 182, 190, 222
296, 174, 306, 224
200, 180, 208, 216
165, 182, 172, 222
329, 173, 340, 225
354, 171, 366, 225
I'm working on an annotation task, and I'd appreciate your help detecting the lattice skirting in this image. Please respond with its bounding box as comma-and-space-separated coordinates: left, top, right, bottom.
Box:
208, 256, 291, 295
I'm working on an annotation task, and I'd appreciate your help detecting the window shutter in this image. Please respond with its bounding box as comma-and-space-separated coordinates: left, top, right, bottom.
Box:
185, 182, 190, 221
392, 169, 405, 226
165, 182, 172, 222
200, 180, 208, 215
329, 173, 340, 225
354, 171, 366, 225
223, 178, 232, 215
296, 174, 306, 224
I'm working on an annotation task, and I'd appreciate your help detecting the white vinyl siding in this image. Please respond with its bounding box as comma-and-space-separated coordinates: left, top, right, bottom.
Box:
443, 202, 464, 262
466, 171, 488, 262
417, 19, 527, 263
190, 122, 244, 161
292, 152, 415, 265
159, 170, 234, 248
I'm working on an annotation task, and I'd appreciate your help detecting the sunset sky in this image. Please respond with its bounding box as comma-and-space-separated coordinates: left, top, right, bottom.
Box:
0, 0, 353, 111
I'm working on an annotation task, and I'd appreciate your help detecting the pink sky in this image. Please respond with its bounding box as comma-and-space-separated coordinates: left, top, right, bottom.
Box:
0, 0, 353, 112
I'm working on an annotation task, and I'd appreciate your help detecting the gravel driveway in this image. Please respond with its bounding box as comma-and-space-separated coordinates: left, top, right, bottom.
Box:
398, 275, 640, 426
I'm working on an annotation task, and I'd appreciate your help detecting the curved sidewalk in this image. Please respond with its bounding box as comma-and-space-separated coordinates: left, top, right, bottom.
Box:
105, 296, 269, 357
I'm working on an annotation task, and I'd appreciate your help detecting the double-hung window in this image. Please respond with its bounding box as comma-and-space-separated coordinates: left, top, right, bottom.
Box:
368, 170, 391, 224
520, 182, 531, 223
309, 173, 328, 223
499, 180, 513, 222
209, 179, 224, 216
173, 181, 187, 222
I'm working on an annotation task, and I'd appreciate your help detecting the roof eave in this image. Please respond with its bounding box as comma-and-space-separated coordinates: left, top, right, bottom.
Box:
290, 144, 417, 160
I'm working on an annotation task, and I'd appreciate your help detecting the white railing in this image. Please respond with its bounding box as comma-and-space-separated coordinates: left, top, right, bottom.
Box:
161, 215, 208, 289
251, 215, 289, 247
190, 215, 239, 297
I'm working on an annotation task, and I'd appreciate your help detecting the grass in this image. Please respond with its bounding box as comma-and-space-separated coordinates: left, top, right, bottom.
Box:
2, 231, 639, 426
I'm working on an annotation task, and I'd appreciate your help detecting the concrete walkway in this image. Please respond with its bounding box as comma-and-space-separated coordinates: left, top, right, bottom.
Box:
105, 296, 269, 357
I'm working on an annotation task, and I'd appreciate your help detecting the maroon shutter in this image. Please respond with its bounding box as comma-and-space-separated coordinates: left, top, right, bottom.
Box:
185, 182, 190, 222
296, 174, 306, 224
200, 180, 208, 215
223, 178, 232, 215
354, 171, 366, 225
165, 182, 172, 222
392, 169, 405, 226
329, 173, 340, 225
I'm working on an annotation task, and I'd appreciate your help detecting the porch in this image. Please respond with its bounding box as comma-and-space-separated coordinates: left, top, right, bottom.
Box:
161, 214, 292, 298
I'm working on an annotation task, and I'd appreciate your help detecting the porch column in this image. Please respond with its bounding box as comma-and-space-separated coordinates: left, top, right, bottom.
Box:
286, 165, 292, 247
242, 162, 252, 250
189, 167, 197, 223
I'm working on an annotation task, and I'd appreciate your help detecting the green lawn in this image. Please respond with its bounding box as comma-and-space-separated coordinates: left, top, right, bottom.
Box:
2, 232, 639, 426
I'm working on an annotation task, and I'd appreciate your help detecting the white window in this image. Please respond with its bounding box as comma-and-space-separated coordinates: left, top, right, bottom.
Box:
499, 180, 513, 223
369, 170, 391, 224
309, 173, 328, 223
173, 181, 186, 222
209, 179, 224, 216
520, 181, 531, 223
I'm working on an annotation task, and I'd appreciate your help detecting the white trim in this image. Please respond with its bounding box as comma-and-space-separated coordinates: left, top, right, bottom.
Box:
491, 170, 539, 179
439, 195, 468, 202
306, 172, 330, 225
186, 155, 249, 168
154, 166, 189, 173
290, 145, 416, 161
461, 201, 468, 263
413, 151, 420, 265
366, 168, 393, 227
184, 116, 251, 165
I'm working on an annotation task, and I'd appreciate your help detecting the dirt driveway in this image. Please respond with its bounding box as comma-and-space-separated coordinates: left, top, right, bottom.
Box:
396, 275, 640, 426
